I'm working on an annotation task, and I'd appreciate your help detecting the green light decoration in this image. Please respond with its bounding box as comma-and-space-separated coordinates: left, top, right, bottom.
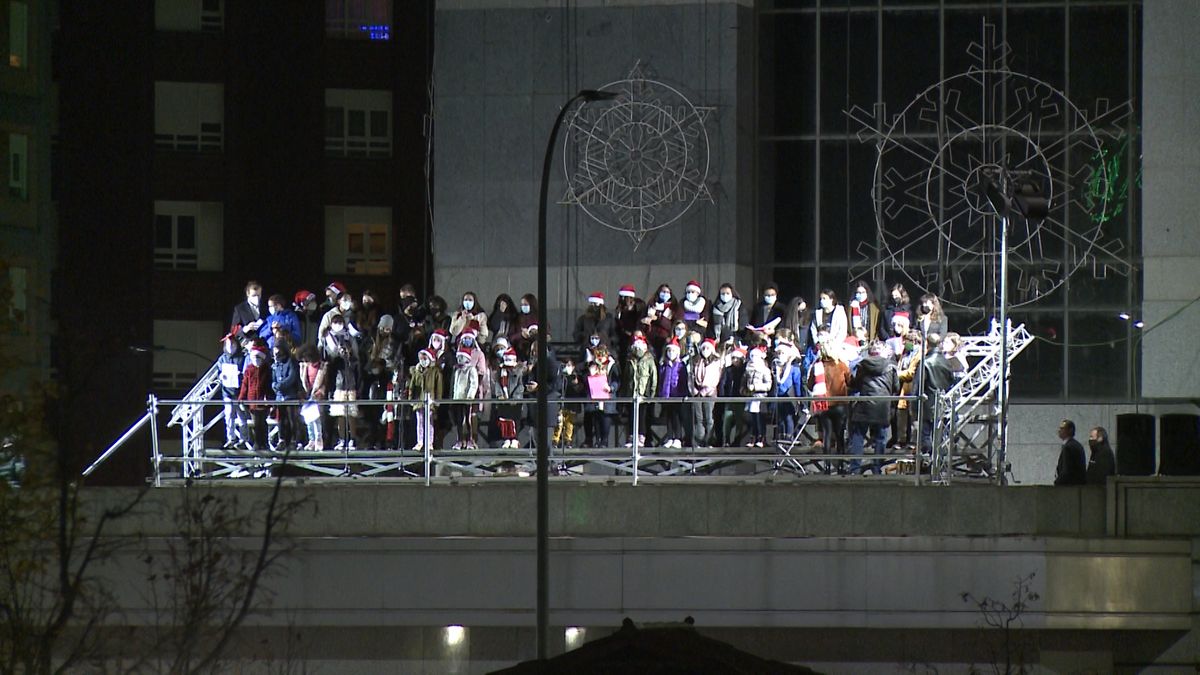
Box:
1084, 129, 1142, 225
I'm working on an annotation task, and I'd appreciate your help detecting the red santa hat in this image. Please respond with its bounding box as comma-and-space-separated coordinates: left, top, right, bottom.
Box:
631, 336, 649, 351
665, 338, 681, 352
293, 289, 316, 306
250, 343, 268, 355
701, 337, 717, 350
431, 328, 449, 340
588, 292, 605, 305
893, 311, 911, 320
418, 348, 437, 363
618, 285, 636, 298
456, 344, 474, 360
685, 280, 702, 293
731, 346, 748, 360
460, 326, 479, 342
326, 281, 346, 296
503, 348, 518, 363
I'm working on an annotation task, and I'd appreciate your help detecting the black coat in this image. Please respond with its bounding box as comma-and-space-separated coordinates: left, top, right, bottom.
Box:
1055, 437, 1087, 486
573, 310, 619, 349
850, 355, 900, 425
231, 300, 264, 336
1086, 440, 1116, 485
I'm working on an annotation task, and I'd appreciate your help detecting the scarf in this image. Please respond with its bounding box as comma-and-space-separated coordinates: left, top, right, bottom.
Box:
810, 359, 828, 413
851, 302, 863, 330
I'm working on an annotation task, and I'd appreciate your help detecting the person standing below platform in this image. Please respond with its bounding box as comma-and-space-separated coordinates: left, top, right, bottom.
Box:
1054, 419, 1087, 486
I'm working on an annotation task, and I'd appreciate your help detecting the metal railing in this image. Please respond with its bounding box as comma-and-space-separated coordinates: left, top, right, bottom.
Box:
89, 391, 950, 487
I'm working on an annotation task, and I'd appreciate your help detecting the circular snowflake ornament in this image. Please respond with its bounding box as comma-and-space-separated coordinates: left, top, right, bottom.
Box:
846, 21, 1132, 311
561, 62, 716, 248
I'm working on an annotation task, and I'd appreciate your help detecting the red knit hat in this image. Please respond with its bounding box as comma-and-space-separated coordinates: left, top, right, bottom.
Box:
618, 285, 636, 298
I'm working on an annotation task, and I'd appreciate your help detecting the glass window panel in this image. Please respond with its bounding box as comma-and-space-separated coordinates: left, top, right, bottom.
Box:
1008, 312, 1063, 399
155, 215, 173, 247
771, 267, 815, 303
369, 110, 388, 137
1005, 8, 1066, 90
763, 13, 816, 136
176, 216, 196, 249
368, 231, 386, 255
1069, 6, 1129, 105
771, 141, 816, 262
820, 12, 877, 134
819, 142, 848, 262
347, 110, 366, 137
347, 232, 364, 253
1067, 312, 1128, 398
882, 10, 938, 111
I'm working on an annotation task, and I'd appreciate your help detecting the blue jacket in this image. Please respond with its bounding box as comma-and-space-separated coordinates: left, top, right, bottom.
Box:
265, 310, 302, 351
774, 360, 805, 398
658, 359, 687, 398
271, 356, 301, 400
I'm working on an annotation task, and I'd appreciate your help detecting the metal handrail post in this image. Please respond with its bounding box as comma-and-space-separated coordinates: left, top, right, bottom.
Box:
424, 393, 433, 486
149, 394, 162, 488
913, 394, 924, 486
631, 394, 641, 486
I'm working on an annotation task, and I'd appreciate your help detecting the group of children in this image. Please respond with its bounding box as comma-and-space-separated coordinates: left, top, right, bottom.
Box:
215, 277, 964, 471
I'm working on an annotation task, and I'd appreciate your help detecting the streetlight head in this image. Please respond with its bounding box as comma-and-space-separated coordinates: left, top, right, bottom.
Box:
579, 89, 620, 102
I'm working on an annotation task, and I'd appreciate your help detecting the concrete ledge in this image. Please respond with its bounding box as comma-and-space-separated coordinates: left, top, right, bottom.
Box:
77, 480, 1196, 539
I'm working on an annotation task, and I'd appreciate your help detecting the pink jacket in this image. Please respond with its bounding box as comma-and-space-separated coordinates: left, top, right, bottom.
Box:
688, 356, 723, 397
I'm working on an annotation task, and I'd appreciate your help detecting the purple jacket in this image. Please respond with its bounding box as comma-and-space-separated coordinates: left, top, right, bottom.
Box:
658, 359, 688, 398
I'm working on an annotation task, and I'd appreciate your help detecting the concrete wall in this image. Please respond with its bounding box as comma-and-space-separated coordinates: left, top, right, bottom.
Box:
1141, 0, 1200, 399
432, 0, 755, 337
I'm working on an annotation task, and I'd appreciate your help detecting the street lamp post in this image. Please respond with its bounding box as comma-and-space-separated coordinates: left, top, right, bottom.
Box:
535, 88, 618, 660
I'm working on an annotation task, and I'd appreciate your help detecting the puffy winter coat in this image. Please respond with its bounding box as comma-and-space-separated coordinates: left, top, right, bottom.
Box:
658, 358, 687, 398
452, 364, 479, 400
689, 355, 723, 397
849, 355, 899, 425
742, 356, 773, 396
271, 356, 301, 400
623, 352, 658, 398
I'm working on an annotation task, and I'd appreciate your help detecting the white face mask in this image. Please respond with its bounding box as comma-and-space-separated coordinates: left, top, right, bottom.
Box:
821, 298, 834, 311
520, 304, 531, 314
686, 291, 699, 301
247, 294, 260, 306
666, 348, 680, 361
589, 337, 600, 346
419, 356, 433, 368
763, 294, 776, 305
674, 328, 686, 338
462, 299, 474, 311
719, 292, 732, 303
340, 300, 352, 311
658, 291, 671, 303
855, 291, 868, 303
456, 354, 470, 366
798, 302, 807, 312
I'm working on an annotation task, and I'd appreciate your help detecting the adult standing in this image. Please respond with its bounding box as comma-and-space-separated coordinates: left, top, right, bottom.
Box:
1054, 419, 1087, 486
231, 280, 266, 339
1085, 425, 1116, 485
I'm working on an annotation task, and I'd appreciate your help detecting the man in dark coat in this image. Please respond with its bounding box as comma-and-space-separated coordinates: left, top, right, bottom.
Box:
917, 333, 957, 453
1054, 419, 1087, 486
848, 343, 900, 474
231, 280, 266, 338
1085, 425, 1117, 485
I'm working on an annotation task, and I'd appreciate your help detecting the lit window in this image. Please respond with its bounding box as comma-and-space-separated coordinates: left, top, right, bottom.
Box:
7, 132, 27, 200
8, 1, 28, 68
325, 0, 391, 40
325, 89, 391, 158
325, 206, 391, 276
154, 82, 224, 153
154, 201, 224, 271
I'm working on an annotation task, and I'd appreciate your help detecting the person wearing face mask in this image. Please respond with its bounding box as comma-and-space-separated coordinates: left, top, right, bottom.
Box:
321, 281, 347, 316
513, 293, 539, 356
681, 281, 709, 335
848, 280, 882, 345
916, 293, 948, 339
621, 337, 657, 448
584, 345, 620, 448
218, 332, 249, 449
741, 345, 773, 448
318, 291, 360, 349
292, 290, 321, 346
263, 294, 302, 352
358, 290, 382, 343
405, 348, 443, 451
883, 283, 912, 335
885, 313, 911, 358
574, 292, 619, 354
772, 337, 805, 444
689, 338, 723, 447
709, 283, 742, 344
715, 344, 747, 447
809, 288, 849, 347
892, 329, 923, 451
782, 296, 812, 354
642, 283, 679, 355
490, 347, 527, 449
271, 344, 302, 452
748, 283, 785, 335
421, 295, 451, 338
615, 285, 647, 360
489, 294, 520, 347
657, 339, 689, 449
670, 321, 691, 359
808, 338, 853, 471
237, 343, 271, 452
1085, 426, 1116, 485
231, 280, 267, 339
324, 314, 362, 451
450, 291, 490, 346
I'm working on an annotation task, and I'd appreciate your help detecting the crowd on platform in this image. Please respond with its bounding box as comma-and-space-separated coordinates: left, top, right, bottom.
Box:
213, 277, 989, 476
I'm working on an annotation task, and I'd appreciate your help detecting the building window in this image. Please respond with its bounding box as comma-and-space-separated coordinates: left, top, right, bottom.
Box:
7, 265, 26, 329
7, 132, 27, 200
8, 1, 28, 68
325, 206, 391, 276
324, 89, 391, 158
154, 201, 224, 271
152, 320, 222, 393
325, 0, 391, 40
155, 0, 223, 32
154, 82, 223, 153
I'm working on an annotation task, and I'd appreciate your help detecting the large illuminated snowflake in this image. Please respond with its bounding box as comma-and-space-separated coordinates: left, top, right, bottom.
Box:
845, 21, 1133, 311
561, 62, 716, 248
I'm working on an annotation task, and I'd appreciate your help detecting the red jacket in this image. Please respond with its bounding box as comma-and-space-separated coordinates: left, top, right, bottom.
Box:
238, 363, 270, 410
